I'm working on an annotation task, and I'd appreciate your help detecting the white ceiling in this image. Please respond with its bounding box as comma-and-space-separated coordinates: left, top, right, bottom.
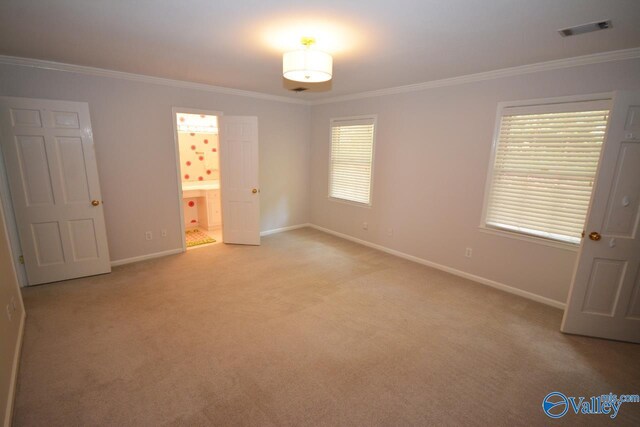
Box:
1, 0, 639, 100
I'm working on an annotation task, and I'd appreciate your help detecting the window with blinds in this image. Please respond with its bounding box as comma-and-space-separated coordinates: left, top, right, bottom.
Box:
329, 117, 376, 205
484, 100, 610, 244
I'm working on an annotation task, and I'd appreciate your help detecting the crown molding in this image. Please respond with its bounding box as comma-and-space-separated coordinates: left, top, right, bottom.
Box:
0, 55, 310, 106
310, 47, 640, 105
1, 47, 638, 107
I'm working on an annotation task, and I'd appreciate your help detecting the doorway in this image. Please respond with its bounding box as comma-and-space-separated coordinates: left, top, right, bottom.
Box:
172, 108, 223, 249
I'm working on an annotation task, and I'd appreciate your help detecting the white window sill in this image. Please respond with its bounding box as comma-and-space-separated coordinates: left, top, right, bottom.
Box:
328, 197, 372, 208
478, 226, 580, 252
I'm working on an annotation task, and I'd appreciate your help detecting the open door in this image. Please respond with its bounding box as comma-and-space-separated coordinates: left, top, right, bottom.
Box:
0, 96, 111, 285
561, 90, 640, 343
219, 116, 260, 245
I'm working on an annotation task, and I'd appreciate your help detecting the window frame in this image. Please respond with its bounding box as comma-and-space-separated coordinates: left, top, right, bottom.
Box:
479, 93, 613, 251
328, 115, 377, 207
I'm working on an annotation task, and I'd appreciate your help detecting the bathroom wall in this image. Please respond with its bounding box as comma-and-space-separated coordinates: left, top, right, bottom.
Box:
178, 132, 220, 183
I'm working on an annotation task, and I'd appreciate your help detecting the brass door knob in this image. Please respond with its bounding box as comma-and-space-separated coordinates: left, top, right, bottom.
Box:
252, 188, 258, 194
589, 231, 601, 241
91, 200, 100, 206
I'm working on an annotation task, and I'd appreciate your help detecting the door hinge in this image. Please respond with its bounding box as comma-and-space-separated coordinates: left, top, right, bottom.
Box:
19, 255, 24, 264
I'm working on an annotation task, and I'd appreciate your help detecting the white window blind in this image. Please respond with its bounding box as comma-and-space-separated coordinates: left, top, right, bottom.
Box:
485, 101, 610, 244
329, 117, 376, 205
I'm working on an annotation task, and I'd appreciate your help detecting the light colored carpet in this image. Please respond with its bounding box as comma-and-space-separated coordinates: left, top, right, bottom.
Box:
13, 228, 640, 426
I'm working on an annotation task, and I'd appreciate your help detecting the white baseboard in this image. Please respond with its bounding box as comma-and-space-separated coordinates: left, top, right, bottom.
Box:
110, 224, 310, 266
260, 223, 310, 237
4, 311, 25, 427
110, 248, 184, 267
308, 224, 566, 310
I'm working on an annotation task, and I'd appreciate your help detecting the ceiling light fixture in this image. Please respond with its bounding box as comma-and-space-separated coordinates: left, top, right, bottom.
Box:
283, 37, 333, 83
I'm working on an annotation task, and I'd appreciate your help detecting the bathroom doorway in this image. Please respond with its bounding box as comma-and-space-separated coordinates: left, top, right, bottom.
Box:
172, 108, 223, 249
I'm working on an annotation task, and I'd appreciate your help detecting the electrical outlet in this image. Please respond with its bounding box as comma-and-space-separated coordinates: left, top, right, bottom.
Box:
6, 304, 12, 321
465, 247, 473, 258
161, 229, 167, 238
362, 222, 368, 230
145, 231, 153, 241
387, 228, 393, 236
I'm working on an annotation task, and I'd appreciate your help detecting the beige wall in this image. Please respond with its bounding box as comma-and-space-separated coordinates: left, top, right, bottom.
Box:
309, 58, 640, 305
0, 197, 24, 425
0, 63, 311, 264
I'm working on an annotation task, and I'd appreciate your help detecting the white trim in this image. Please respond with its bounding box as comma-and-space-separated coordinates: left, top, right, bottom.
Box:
111, 224, 309, 266
308, 224, 566, 309
0, 55, 308, 106
311, 48, 640, 105
172, 107, 188, 253
0, 144, 27, 287
478, 226, 579, 252
503, 98, 611, 115
4, 311, 25, 427
327, 197, 373, 209
1, 48, 638, 108
260, 223, 310, 236
492, 92, 614, 109
110, 248, 184, 267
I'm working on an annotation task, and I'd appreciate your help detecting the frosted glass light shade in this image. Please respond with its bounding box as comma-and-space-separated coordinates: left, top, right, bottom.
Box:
283, 49, 333, 83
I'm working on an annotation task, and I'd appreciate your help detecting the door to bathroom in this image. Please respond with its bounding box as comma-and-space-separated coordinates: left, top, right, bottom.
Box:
173, 109, 260, 248
219, 116, 260, 245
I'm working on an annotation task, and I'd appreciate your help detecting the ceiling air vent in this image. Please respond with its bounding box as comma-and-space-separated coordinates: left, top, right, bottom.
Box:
558, 20, 612, 37
290, 87, 308, 92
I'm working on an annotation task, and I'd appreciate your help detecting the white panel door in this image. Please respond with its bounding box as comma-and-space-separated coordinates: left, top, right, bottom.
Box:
219, 116, 260, 245
561, 90, 640, 343
0, 96, 111, 285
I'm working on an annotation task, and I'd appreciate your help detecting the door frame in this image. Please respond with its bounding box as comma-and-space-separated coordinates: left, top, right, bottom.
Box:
171, 107, 224, 251
0, 144, 27, 287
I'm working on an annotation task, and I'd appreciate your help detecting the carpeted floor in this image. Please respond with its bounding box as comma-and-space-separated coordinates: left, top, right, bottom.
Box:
13, 228, 640, 426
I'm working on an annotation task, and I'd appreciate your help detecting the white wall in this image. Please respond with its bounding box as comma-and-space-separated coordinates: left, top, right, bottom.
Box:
0, 196, 24, 426
0, 63, 311, 264
310, 58, 640, 305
